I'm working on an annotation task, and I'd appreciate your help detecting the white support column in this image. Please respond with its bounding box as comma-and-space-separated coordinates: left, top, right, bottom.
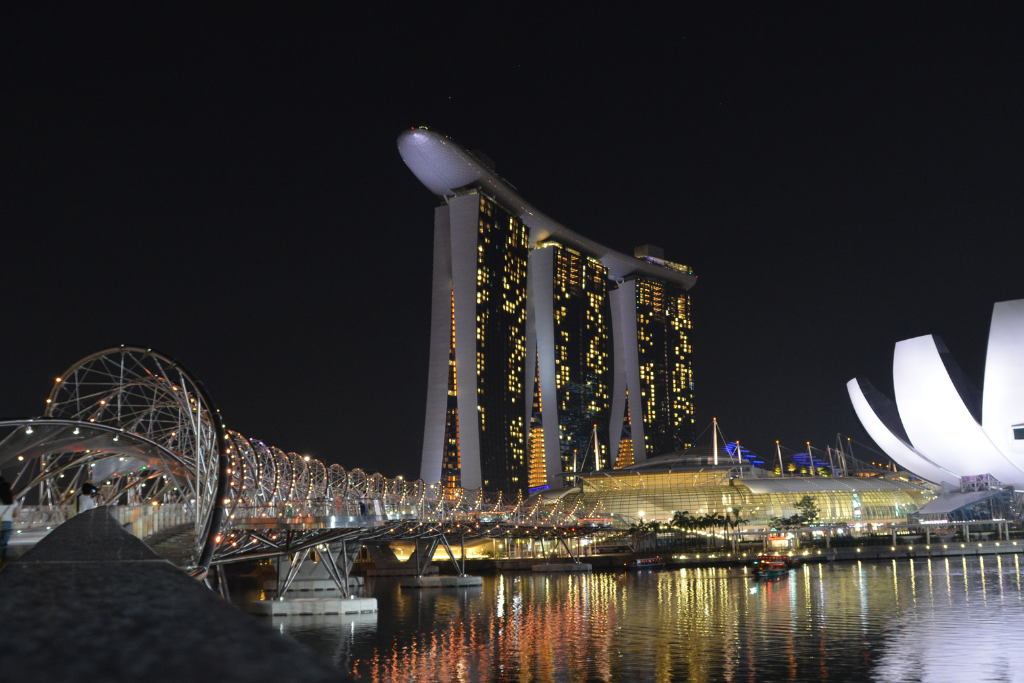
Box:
607, 287, 628, 468
611, 280, 646, 464
524, 251, 538, 469
420, 206, 453, 484
449, 194, 484, 489
531, 247, 563, 488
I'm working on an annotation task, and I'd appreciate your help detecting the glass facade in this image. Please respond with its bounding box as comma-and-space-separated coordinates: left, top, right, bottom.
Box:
441, 289, 461, 491
527, 355, 546, 490
474, 195, 530, 495
615, 394, 634, 469
909, 489, 1018, 524
576, 468, 934, 529
542, 242, 611, 473
633, 278, 695, 455
428, 195, 696, 499
615, 437, 634, 469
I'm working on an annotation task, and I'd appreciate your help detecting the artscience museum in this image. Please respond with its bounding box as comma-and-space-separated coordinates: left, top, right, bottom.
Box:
848, 299, 1024, 490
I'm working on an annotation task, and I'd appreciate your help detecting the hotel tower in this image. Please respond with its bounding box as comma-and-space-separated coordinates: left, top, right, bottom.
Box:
399, 128, 696, 496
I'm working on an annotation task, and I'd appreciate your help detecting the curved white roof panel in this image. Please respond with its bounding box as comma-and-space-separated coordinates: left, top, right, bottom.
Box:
983, 299, 1024, 460
893, 334, 1024, 484
847, 378, 959, 486
849, 299, 1024, 488
397, 127, 696, 289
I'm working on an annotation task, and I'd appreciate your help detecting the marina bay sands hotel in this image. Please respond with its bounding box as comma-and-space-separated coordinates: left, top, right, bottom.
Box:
399, 128, 696, 496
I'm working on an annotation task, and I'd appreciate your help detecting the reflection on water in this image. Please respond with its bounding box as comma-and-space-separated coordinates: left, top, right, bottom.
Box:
276, 557, 1024, 682
272, 613, 378, 674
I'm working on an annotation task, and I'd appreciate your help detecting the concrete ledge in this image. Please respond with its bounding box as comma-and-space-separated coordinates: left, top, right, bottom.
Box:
249, 597, 377, 616
532, 562, 593, 572
367, 564, 439, 576
263, 578, 363, 594
0, 508, 347, 682
268, 613, 378, 628
399, 575, 483, 588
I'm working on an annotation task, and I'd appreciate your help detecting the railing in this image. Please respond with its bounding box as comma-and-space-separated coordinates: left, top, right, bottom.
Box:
12, 503, 193, 542
112, 504, 194, 540
219, 496, 600, 530
12, 506, 69, 532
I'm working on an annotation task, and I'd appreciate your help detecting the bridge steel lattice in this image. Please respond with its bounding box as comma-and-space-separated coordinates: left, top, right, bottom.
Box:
0, 347, 608, 582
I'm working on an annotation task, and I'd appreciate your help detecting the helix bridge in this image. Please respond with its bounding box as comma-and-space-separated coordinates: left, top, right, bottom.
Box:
0, 347, 605, 582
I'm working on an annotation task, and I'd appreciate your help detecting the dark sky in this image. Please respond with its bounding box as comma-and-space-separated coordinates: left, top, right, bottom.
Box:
4, 5, 1021, 477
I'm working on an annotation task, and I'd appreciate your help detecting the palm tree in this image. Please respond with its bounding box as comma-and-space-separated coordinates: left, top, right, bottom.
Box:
693, 514, 710, 548
725, 508, 749, 551
671, 510, 692, 547
628, 517, 660, 553
713, 513, 727, 548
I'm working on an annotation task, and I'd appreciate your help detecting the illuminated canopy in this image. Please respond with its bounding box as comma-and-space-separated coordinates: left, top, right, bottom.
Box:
848, 299, 1024, 488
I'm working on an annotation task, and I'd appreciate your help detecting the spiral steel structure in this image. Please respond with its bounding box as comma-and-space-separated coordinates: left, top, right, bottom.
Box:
0, 348, 606, 574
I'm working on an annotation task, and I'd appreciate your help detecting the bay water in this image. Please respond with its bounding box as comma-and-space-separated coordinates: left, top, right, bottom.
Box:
266, 556, 1024, 682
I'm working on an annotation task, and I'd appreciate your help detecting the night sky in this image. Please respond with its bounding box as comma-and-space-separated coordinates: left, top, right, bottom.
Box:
4, 5, 1022, 478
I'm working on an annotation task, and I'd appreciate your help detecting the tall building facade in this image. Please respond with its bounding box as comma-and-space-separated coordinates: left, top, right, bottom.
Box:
527, 242, 612, 490
423, 191, 529, 495
400, 127, 696, 496
607, 271, 696, 472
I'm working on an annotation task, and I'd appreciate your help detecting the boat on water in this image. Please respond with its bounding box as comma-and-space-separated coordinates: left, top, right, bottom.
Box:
751, 553, 799, 579
629, 556, 666, 570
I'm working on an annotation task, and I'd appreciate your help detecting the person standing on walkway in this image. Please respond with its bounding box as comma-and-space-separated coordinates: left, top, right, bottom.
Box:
75, 482, 99, 514
0, 475, 19, 567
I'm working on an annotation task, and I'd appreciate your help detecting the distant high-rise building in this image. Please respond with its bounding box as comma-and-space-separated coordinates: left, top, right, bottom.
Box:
400, 127, 696, 496
423, 191, 529, 496
610, 275, 695, 460
529, 241, 612, 486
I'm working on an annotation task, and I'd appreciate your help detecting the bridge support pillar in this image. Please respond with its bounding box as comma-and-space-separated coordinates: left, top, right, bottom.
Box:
320, 546, 348, 598
438, 533, 465, 576
320, 540, 361, 597
556, 533, 580, 564
414, 537, 440, 577
278, 548, 310, 600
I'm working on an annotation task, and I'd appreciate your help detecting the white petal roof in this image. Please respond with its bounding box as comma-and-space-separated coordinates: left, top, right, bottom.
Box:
849, 299, 1024, 488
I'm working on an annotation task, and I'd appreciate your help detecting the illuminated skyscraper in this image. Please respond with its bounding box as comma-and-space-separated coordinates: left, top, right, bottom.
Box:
400, 128, 696, 496
422, 190, 529, 495
528, 242, 612, 487
608, 262, 695, 463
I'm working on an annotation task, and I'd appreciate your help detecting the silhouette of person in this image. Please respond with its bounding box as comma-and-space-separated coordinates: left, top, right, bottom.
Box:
76, 482, 99, 514
0, 475, 19, 566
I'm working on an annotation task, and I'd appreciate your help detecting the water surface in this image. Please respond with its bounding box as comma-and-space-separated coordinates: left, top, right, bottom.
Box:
269, 556, 1024, 682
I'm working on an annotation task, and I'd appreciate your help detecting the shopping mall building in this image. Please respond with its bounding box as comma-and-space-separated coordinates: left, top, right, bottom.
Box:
569, 446, 935, 531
